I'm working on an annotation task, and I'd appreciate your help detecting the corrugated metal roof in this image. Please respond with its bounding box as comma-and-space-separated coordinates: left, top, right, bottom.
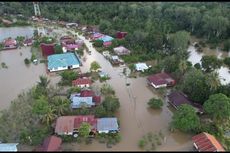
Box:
192, 132, 225, 152
98, 35, 114, 42
71, 96, 94, 108
48, 53, 80, 70
97, 118, 119, 132
0, 143, 18, 152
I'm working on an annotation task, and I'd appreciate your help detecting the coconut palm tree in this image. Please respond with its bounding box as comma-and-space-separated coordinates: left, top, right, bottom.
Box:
206, 71, 221, 91
41, 106, 57, 126
53, 98, 70, 116
179, 59, 188, 75
38, 75, 50, 89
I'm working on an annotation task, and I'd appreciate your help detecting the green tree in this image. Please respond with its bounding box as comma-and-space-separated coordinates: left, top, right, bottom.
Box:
201, 55, 222, 72
90, 61, 101, 72
171, 104, 200, 132
102, 96, 120, 115
32, 95, 49, 115
223, 39, 230, 52
79, 122, 91, 138
94, 105, 107, 118
178, 59, 188, 75
182, 68, 211, 104
41, 106, 57, 125
37, 75, 50, 89
148, 98, 163, 109
93, 39, 103, 48
194, 63, 201, 69
205, 71, 220, 91
223, 57, 230, 68
203, 93, 230, 123
54, 44, 63, 54
24, 58, 30, 65
100, 83, 115, 96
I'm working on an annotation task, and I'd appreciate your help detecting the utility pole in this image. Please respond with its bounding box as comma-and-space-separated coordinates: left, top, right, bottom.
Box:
33, 2, 41, 17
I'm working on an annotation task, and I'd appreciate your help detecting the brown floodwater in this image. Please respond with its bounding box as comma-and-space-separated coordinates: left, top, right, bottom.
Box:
188, 37, 230, 85
60, 32, 193, 151
0, 47, 60, 110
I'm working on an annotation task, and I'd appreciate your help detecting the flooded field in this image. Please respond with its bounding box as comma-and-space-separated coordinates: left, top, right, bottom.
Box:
0, 47, 60, 110
62, 33, 193, 151
188, 37, 230, 85
0, 27, 34, 41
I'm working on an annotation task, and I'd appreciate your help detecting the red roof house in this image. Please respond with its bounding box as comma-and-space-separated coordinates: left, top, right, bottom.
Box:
35, 136, 62, 152
55, 115, 97, 135
116, 31, 128, 39
147, 72, 176, 89
103, 41, 112, 47
40, 43, 55, 57
192, 132, 225, 152
80, 90, 95, 97
3, 38, 17, 50
72, 78, 92, 88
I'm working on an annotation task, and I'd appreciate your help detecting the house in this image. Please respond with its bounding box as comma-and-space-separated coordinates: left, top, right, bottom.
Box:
98, 35, 114, 43
80, 89, 101, 105
47, 53, 80, 72
0, 143, 18, 152
91, 32, 104, 40
72, 77, 92, 88
116, 31, 128, 39
192, 132, 225, 152
147, 72, 176, 89
3, 38, 17, 50
23, 38, 33, 46
66, 23, 78, 28
168, 91, 203, 114
71, 96, 94, 108
55, 115, 97, 137
113, 46, 130, 56
97, 118, 119, 134
40, 43, 55, 57
35, 136, 62, 152
135, 63, 149, 72
103, 41, 112, 47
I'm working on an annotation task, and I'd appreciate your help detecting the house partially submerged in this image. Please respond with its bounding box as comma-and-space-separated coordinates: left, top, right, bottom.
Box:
168, 91, 203, 114
0, 143, 18, 152
3, 38, 17, 50
98, 35, 114, 43
97, 118, 119, 134
35, 136, 62, 152
147, 72, 176, 88
66, 23, 78, 28
55, 115, 119, 137
192, 132, 225, 152
72, 77, 92, 88
40, 43, 55, 57
47, 53, 80, 72
60, 36, 83, 51
116, 31, 128, 39
135, 63, 149, 72
110, 55, 123, 65
55, 115, 97, 137
113, 46, 131, 56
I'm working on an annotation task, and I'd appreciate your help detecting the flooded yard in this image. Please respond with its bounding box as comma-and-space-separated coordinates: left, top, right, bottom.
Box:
188, 37, 230, 85
61, 32, 193, 151
0, 47, 60, 110
0, 27, 34, 41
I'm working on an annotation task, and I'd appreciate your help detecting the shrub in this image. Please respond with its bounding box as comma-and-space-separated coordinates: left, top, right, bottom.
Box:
148, 98, 163, 109
24, 58, 30, 65
223, 57, 230, 68
138, 139, 146, 149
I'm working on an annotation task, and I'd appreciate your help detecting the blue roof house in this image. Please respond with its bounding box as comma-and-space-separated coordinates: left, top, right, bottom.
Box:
0, 143, 18, 152
47, 53, 80, 72
71, 96, 95, 108
97, 118, 119, 134
98, 35, 114, 42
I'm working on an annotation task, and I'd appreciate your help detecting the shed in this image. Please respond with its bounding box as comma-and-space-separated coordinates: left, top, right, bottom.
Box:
35, 136, 62, 151
40, 43, 55, 57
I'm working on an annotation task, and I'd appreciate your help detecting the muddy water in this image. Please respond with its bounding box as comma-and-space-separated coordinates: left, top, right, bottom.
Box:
0, 27, 34, 41
188, 37, 230, 85
64, 33, 193, 151
0, 47, 60, 110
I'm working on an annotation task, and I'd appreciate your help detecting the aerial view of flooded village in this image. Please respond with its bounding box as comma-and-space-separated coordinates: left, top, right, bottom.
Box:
0, 2, 230, 152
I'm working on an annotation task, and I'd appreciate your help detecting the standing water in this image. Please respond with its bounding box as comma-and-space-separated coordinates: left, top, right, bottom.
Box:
0, 27, 34, 41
